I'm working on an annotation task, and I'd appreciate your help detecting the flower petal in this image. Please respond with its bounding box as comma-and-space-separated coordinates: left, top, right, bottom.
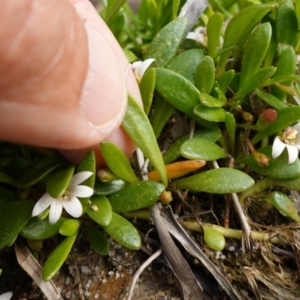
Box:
186, 32, 198, 41
0, 292, 13, 300
291, 122, 300, 132
272, 136, 286, 159
286, 144, 299, 164
71, 185, 94, 198
49, 201, 63, 224
138, 58, 155, 77
62, 197, 82, 218
32, 193, 53, 217
68, 171, 93, 188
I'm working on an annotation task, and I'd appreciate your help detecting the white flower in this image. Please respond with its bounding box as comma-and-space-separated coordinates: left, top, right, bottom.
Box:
131, 58, 155, 80
0, 292, 13, 300
186, 26, 208, 46
32, 171, 94, 224
272, 123, 300, 164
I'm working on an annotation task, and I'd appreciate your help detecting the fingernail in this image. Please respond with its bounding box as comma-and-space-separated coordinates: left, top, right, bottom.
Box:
80, 22, 127, 134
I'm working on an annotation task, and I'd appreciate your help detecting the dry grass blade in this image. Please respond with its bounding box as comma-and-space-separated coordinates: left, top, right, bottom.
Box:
14, 242, 62, 300
160, 206, 242, 300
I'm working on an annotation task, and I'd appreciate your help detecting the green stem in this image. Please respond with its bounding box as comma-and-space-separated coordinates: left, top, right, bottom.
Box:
239, 177, 273, 204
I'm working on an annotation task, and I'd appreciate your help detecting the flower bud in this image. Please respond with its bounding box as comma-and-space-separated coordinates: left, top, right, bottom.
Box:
253, 152, 270, 167
255, 109, 277, 131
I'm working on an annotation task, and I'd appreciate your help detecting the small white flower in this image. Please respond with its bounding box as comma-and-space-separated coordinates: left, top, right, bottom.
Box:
272, 123, 300, 164
186, 26, 208, 46
0, 292, 13, 300
32, 171, 94, 224
131, 58, 155, 80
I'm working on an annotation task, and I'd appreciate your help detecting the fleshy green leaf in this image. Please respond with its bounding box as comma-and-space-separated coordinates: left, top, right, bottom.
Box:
195, 56, 215, 94
139, 68, 156, 115
252, 107, 300, 145
167, 49, 204, 83
218, 70, 235, 93
240, 22, 272, 87
108, 181, 165, 213
207, 12, 224, 57
46, 165, 75, 198
59, 219, 81, 236
174, 168, 254, 194
269, 191, 300, 222
86, 195, 112, 227
122, 95, 167, 186
203, 226, 226, 251
155, 67, 219, 131
103, 212, 141, 250
180, 138, 226, 161
194, 104, 226, 122
21, 217, 66, 240
0, 201, 34, 249
145, 17, 188, 67
219, 3, 278, 71
94, 179, 128, 196
100, 142, 138, 183
163, 130, 221, 164
255, 89, 288, 110
42, 232, 78, 281
199, 93, 225, 108
243, 146, 300, 179
87, 226, 109, 256
225, 112, 236, 152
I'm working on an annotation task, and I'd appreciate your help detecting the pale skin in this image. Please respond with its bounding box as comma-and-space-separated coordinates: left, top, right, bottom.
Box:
0, 0, 141, 166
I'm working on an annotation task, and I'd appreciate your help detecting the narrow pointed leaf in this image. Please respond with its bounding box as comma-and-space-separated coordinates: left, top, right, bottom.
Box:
108, 181, 165, 213
225, 112, 236, 152
122, 95, 167, 186
42, 232, 78, 281
139, 68, 156, 115
180, 138, 226, 161
218, 70, 235, 93
103, 212, 141, 250
100, 142, 137, 183
255, 89, 287, 110
59, 219, 81, 236
174, 168, 254, 194
207, 12, 224, 57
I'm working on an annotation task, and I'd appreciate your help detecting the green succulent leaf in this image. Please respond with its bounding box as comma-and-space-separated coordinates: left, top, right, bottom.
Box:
108, 181, 165, 213
180, 138, 226, 161
240, 22, 272, 87
174, 168, 254, 194
243, 146, 300, 179
203, 225, 226, 251
255, 89, 288, 110
59, 219, 81, 236
139, 68, 156, 115
155, 67, 219, 131
219, 3, 278, 70
195, 56, 215, 94
269, 191, 300, 222
20, 157, 65, 188
167, 49, 204, 83
207, 12, 224, 57
46, 165, 75, 198
199, 93, 225, 108
103, 212, 141, 250
21, 217, 66, 240
145, 17, 188, 67
94, 179, 128, 196
194, 104, 226, 122
252, 107, 300, 145
42, 232, 78, 281
225, 112, 236, 152
86, 195, 112, 227
218, 70, 235, 93
122, 95, 167, 186
100, 142, 138, 184
163, 130, 221, 164
87, 226, 109, 256
0, 200, 34, 249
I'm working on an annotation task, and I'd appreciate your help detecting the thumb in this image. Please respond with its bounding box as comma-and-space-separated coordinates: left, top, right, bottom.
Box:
0, 0, 128, 149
